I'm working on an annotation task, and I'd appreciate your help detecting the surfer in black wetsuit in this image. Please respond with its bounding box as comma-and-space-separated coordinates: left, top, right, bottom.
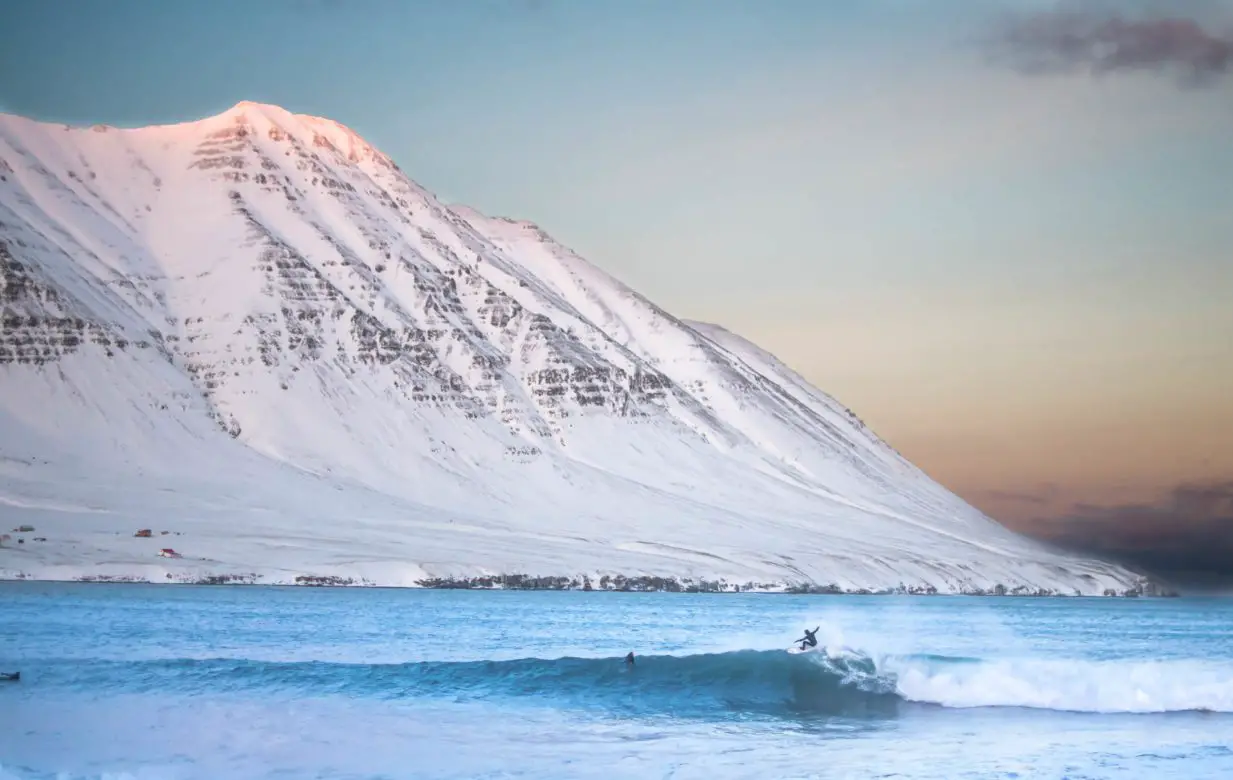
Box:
625, 652, 635, 667
796, 627, 819, 651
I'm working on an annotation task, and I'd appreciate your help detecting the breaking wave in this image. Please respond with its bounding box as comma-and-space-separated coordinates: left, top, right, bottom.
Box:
26, 646, 1233, 718
884, 653, 1233, 714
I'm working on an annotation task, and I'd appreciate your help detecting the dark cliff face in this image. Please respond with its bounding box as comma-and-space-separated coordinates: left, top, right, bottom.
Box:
0, 242, 155, 366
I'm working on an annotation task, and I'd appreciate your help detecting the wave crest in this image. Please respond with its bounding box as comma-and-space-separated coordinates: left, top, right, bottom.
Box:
30, 646, 1233, 718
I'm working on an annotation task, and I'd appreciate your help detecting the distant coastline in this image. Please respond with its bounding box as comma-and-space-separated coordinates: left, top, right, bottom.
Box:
0, 571, 1176, 597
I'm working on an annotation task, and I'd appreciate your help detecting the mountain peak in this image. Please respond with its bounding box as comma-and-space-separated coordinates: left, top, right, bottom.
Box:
206, 100, 394, 171
227, 99, 282, 113
218, 100, 329, 130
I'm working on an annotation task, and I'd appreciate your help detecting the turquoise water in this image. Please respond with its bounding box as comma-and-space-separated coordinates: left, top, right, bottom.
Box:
1, 583, 1232, 779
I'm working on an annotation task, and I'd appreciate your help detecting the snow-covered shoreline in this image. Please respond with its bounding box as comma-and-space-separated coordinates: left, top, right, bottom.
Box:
0, 498, 1155, 598
0, 530, 1167, 598
0, 571, 1169, 597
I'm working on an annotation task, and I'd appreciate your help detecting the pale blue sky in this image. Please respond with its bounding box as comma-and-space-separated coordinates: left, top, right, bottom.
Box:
2, 0, 1231, 523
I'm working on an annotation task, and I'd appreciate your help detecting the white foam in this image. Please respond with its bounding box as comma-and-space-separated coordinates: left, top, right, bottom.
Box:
883, 655, 1233, 714
783, 613, 1233, 714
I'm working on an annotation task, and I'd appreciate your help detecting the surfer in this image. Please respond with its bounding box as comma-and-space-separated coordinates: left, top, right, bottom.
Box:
624, 652, 635, 667
796, 627, 819, 651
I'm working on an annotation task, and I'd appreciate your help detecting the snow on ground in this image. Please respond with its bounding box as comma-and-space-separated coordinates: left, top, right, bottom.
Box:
0, 103, 1152, 595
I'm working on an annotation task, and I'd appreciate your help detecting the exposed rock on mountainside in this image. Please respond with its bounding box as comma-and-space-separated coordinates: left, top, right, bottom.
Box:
0, 102, 1154, 594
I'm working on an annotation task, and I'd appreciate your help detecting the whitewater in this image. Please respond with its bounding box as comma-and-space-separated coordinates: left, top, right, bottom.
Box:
2, 585, 1230, 779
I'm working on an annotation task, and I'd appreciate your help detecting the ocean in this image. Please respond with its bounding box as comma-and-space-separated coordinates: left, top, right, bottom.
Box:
1, 583, 1230, 779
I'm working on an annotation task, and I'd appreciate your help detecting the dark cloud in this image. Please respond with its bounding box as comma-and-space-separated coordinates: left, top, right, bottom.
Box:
985, 9, 1233, 87
1014, 481, 1233, 591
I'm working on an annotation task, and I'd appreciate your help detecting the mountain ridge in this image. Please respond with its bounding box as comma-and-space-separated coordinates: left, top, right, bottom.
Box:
0, 101, 1155, 594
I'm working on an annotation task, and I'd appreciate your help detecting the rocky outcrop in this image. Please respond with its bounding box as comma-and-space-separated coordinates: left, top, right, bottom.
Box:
0, 242, 153, 365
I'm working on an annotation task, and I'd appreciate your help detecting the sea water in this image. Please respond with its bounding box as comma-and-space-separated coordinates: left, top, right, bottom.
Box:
1, 584, 1231, 779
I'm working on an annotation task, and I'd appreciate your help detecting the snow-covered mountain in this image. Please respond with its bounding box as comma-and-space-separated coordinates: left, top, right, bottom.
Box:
0, 102, 1151, 594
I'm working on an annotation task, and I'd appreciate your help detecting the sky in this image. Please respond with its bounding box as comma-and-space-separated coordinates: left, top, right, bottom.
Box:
2, 0, 1231, 586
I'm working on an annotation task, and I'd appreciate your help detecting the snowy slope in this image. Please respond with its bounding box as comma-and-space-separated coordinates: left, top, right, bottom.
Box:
0, 102, 1152, 594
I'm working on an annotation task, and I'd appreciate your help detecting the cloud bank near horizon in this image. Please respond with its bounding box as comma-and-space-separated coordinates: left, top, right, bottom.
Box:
1010, 480, 1233, 590
985, 8, 1233, 87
